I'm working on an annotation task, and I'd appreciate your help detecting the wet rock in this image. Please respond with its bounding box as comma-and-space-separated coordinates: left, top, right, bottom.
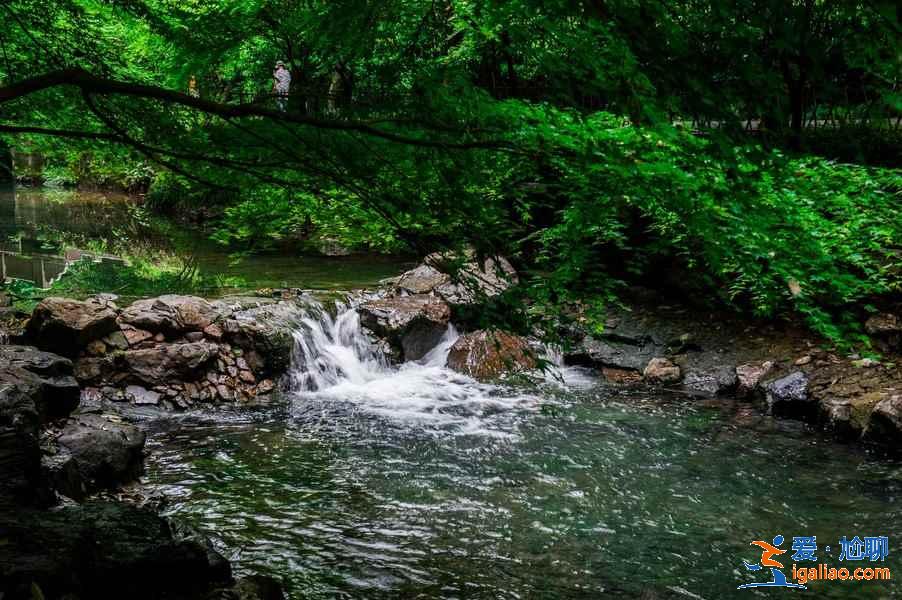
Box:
120, 295, 220, 334
125, 342, 217, 386
570, 334, 663, 372
447, 330, 537, 380
865, 394, 902, 446
601, 367, 644, 384
682, 364, 738, 397
0, 346, 79, 420
222, 303, 303, 376
358, 296, 451, 362
0, 501, 232, 599
765, 372, 814, 419
396, 264, 450, 295
125, 385, 161, 406
46, 414, 145, 500
25, 297, 119, 357
0, 346, 80, 504
735, 361, 774, 397
643, 358, 681, 384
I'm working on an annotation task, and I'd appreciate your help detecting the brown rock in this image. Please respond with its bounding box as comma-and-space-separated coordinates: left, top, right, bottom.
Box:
736, 361, 774, 397
25, 297, 119, 357
85, 340, 107, 357
643, 358, 681, 384
446, 330, 536, 381
602, 367, 643, 384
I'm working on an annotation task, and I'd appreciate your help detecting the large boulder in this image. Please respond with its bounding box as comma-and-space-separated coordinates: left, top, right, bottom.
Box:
681, 364, 738, 396
45, 414, 145, 500
0, 346, 80, 505
25, 297, 119, 357
569, 334, 664, 372
125, 342, 217, 386
358, 295, 451, 362
0, 501, 232, 600
119, 295, 220, 335
446, 330, 537, 380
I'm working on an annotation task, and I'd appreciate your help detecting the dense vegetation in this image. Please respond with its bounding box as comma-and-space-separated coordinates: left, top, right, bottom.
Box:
1, 0, 900, 344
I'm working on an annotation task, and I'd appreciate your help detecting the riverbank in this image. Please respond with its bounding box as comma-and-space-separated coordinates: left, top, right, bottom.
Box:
3, 253, 902, 598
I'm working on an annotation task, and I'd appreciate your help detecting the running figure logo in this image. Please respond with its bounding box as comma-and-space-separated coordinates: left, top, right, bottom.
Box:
738, 535, 807, 589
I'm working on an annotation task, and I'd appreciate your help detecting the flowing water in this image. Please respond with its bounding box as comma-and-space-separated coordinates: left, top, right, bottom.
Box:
145, 305, 902, 599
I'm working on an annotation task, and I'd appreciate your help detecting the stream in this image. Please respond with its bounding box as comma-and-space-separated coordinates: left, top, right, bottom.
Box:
144, 306, 902, 599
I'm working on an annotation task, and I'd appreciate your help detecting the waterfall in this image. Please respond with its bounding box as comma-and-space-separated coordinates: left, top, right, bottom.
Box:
283, 302, 596, 436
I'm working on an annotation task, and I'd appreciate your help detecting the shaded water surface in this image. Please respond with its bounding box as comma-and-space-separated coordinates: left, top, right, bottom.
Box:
144, 309, 902, 599
0, 187, 410, 292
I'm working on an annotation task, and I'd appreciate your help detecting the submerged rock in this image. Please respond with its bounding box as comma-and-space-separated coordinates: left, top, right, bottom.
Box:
446, 330, 536, 380
25, 297, 119, 357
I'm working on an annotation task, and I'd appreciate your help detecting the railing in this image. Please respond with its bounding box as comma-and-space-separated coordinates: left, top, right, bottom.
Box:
0, 249, 124, 289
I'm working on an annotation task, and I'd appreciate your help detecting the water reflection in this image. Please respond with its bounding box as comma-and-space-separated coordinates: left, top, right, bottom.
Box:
0, 187, 411, 293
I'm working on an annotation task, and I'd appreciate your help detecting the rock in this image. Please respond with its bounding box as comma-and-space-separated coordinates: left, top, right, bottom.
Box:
119, 295, 219, 334
203, 322, 224, 340
571, 335, 662, 372
0, 346, 79, 421
125, 342, 217, 386
601, 367, 644, 384
396, 264, 450, 295
47, 414, 145, 500
736, 361, 774, 397
865, 313, 901, 336
25, 297, 119, 357
865, 394, 902, 446
0, 501, 232, 599
682, 364, 738, 396
794, 355, 812, 366
85, 339, 107, 356
765, 372, 814, 419
851, 358, 880, 368
446, 330, 537, 380
429, 254, 518, 305
125, 385, 161, 406
643, 358, 681, 384
257, 379, 275, 395
358, 296, 451, 362
73, 357, 109, 384
102, 330, 129, 351
185, 331, 205, 342
121, 324, 154, 346
223, 302, 303, 376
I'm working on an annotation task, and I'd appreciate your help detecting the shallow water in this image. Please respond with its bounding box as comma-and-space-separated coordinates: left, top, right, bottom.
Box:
144, 307, 902, 599
0, 187, 410, 292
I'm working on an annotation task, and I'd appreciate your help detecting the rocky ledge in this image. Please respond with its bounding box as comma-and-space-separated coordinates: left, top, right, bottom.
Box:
22, 294, 305, 410
0, 341, 283, 599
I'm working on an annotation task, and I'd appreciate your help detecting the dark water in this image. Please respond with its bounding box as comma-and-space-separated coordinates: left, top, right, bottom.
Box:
0, 187, 410, 292
145, 385, 902, 599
